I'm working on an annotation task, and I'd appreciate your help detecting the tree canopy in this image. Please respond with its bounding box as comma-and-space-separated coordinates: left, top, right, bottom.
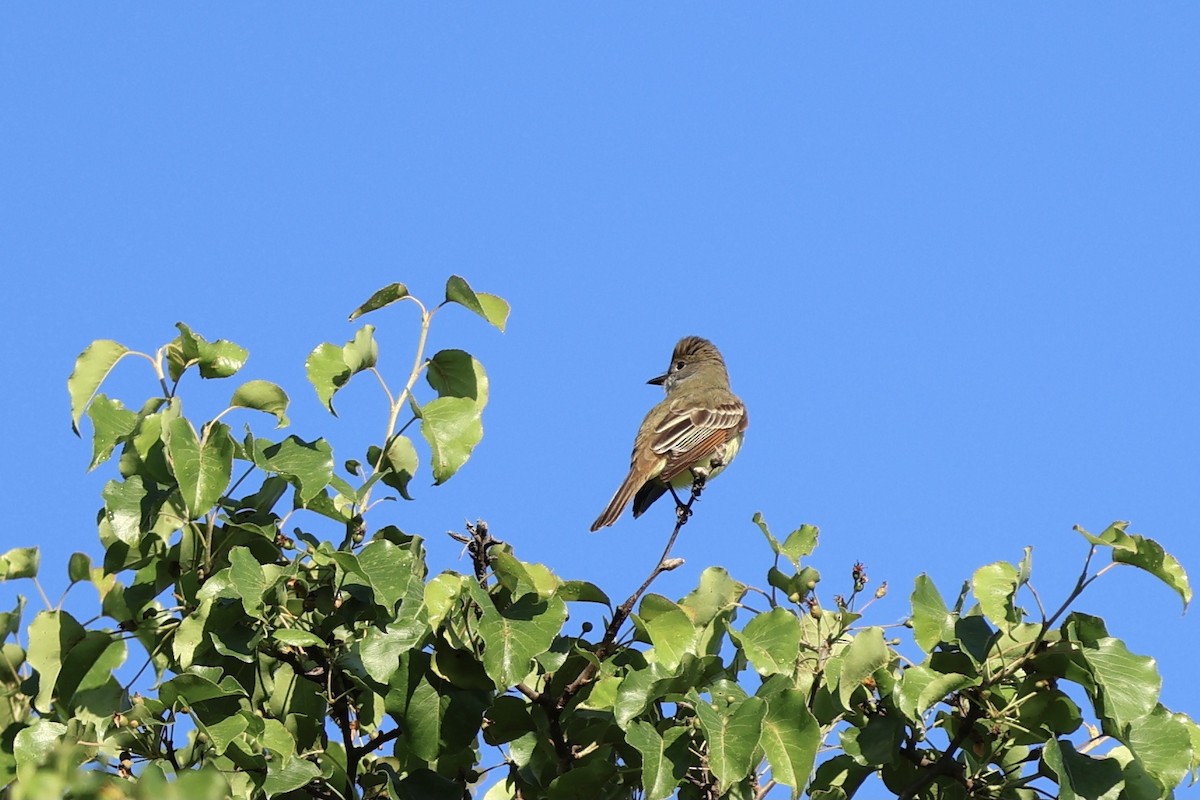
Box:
0, 278, 1195, 800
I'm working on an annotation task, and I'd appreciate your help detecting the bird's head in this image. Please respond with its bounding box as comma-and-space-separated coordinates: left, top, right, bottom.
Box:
648, 336, 728, 393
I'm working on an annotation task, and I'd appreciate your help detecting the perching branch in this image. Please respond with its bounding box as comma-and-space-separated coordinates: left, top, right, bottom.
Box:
557, 475, 704, 709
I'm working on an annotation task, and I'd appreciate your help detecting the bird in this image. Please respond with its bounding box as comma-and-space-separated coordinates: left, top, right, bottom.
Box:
590, 336, 747, 531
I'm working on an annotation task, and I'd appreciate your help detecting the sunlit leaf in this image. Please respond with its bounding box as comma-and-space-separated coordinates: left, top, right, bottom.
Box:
255, 435, 334, 503
1112, 534, 1192, 610
444, 275, 509, 331
165, 418, 234, 518
0, 547, 39, 581
896, 665, 980, 719
1074, 521, 1136, 553
68, 339, 131, 434
1125, 704, 1192, 789
695, 695, 766, 793
420, 396, 483, 484
781, 524, 819, 566
25, 610, 85, 712
379, 434, 419, 500
476, 589, 567, 688
837, 627, 889, 709
734, 607, 801, 677
627, 722, 690, 800
348, 282, 410, 320
228, 547, 267, 619
760, 689, 820, 798
86, 394, 137, 469
645, 606, 701, 671
910, 574, 950, 652
230, 380, 290, 428
1082, 637, 1160, 733
973, 561, 1021, 627
305, 342, 350, 414
175, 322, 248, 379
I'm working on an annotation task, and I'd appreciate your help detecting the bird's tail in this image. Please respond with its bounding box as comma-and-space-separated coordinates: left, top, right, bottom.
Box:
590, 470, 643, 531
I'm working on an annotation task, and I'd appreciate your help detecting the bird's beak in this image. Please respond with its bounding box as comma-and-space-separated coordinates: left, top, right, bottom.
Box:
647, 373, 667, 386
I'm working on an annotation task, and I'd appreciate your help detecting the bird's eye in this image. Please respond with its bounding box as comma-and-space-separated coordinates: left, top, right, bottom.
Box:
674, 360, 685, 371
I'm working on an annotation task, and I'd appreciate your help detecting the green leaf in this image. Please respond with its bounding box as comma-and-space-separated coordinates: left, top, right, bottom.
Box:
752, 512, 783, 556
477, 293, 511, 332
165, 418, 234, 518
896, 666, 980, 719
100, 476, 148, 547
385, 653, 442, 761
271, 629, 324, 648
695, 696, 767, 793
355, 539, 417, 611
1125, 704, 1192, 790
358, 623, 425, 684
228, 547, 267, 619
0, 547, 39, 581
734, 607, 801, 677
160, 672, 247, 706
68, 339, 131, 434
303, 325, 379, 414
781, 524, 819, 566
1112, 534, 1192, 610
230, 380, 290, 427
263, 750, 321, 797
25, 610, 86, 712
255, 435, 335, 503
477, 591, 567, 688
645, 606, 701, 671
444, 275, 509, 331
13, 719, 68, 782
681, 567, 746, 625
759, 689, 820, 798
1042, 738, 1124, 800
174, 322, 249, 379
1082, 637, 1160, 733
304, 342, 350, 414
837, 627, 889, 709
972, 561, 1021, 626
558, 580, 611, 606
55, 630, 126, 708
379, 434, 419, 500
1017, 546, 1034, 586
910, 574, 950, 652
420, 396, 483, 484
615, 661, 684, 729
426, 349, 489, 407
627, 722, 690, 800
348, 282, 411, 320
342, 324, 378, 373
67, 552, 91, 583
86, 394, 137, 469
1075, 521, 1137, 553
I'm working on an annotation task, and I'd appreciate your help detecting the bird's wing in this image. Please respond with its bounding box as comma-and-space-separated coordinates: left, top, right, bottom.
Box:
649, 398, 746, 483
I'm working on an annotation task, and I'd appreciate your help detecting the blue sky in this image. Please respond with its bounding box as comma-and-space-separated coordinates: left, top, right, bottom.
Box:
2, 4, 1198, 795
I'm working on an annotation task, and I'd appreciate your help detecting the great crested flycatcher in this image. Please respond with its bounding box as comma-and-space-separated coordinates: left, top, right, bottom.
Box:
590, 336, 748, 531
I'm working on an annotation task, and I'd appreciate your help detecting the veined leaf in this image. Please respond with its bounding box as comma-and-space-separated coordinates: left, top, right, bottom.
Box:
68, 339, 131, 434
165, 418, 234, 518
230, 380, 290, 428
420, 396, 483, 484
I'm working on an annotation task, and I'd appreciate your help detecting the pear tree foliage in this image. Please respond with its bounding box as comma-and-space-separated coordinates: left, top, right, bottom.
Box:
0, 278, 1195, 800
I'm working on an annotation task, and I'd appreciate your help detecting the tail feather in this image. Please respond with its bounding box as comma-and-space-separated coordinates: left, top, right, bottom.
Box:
590, 471, 644, 531
632, 481, 668, 519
